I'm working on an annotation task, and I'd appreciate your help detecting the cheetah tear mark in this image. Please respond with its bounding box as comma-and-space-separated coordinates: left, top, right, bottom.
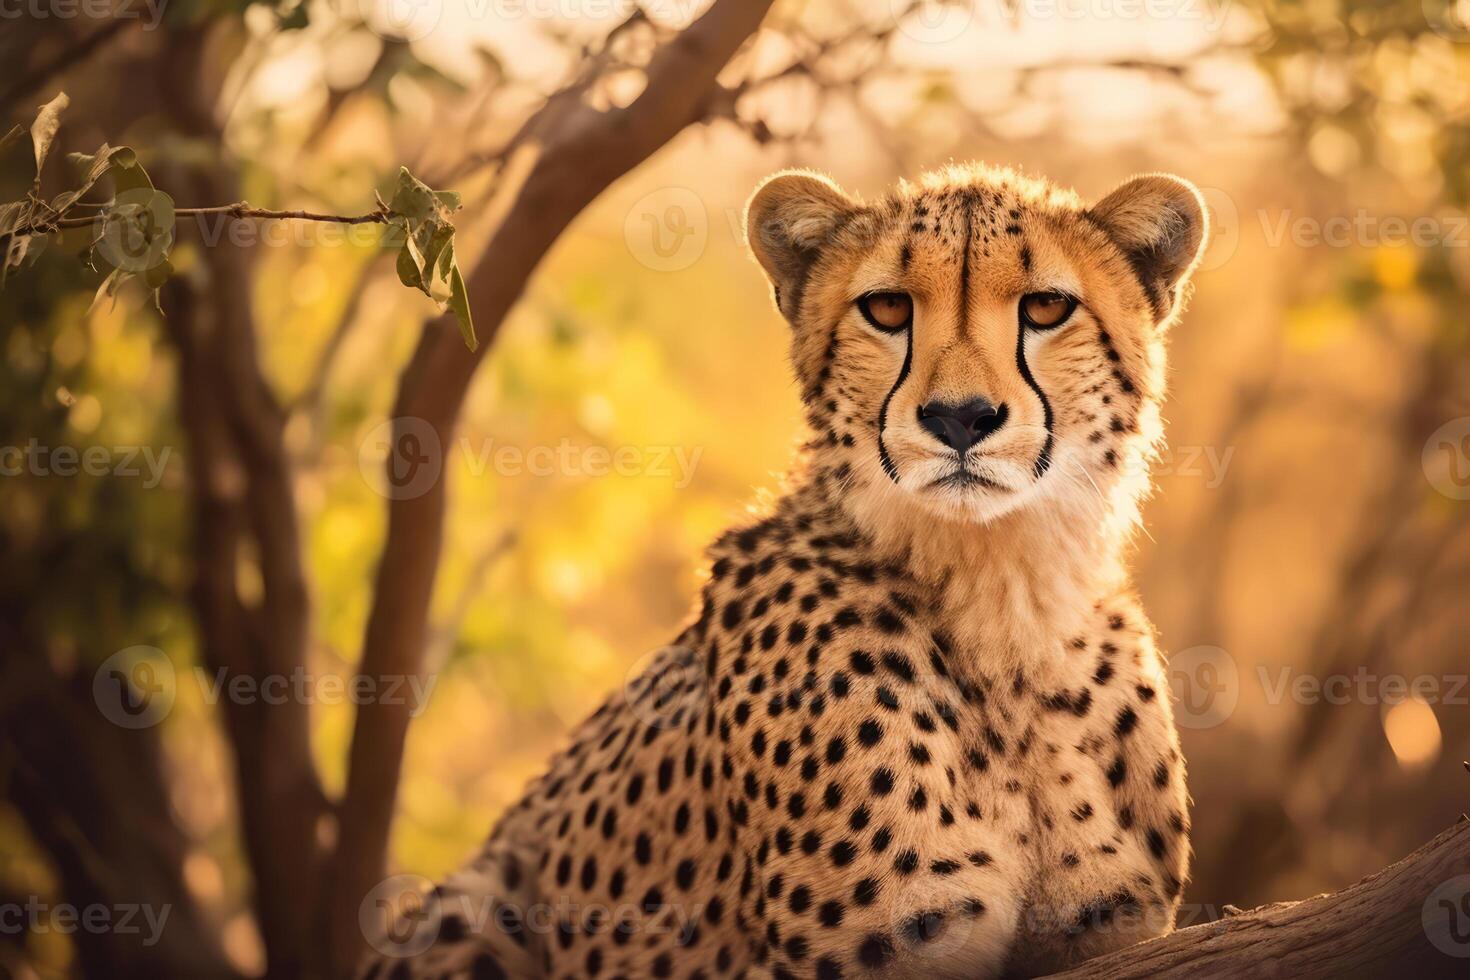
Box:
877, 324, 915, 484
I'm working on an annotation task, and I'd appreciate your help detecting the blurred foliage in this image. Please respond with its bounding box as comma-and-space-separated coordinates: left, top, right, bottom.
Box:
0, 95, 475, 346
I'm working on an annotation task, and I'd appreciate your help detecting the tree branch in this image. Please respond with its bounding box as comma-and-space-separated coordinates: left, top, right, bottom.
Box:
323, 0, 778, 974
1046, 821, 1470, 978
7, 203, 391, 239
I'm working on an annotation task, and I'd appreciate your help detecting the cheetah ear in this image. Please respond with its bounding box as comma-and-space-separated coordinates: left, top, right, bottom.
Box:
1088, 174, 1208, 320
745, 171, 856, 323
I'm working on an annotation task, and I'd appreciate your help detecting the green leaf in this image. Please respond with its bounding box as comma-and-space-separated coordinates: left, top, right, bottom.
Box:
389, 166, 438, 221
420, 223, 454, 300
111, 148, 154, 194
448, 263, 477, 352
54, 143, 138, 216
381, 167, 475, 350
2, 232, 33, 280
91, 188, 175, 275
88, 267, 124, 315
428, 235, 455, 305
397, 235, 424, 290
30, 92, 69, 178
0, 201, 23, 237
66, 143, 122, 186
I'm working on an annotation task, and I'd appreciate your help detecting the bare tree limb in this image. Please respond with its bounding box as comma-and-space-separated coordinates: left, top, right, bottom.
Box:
1046, 821, 1470, 979
324, 1, 779, 973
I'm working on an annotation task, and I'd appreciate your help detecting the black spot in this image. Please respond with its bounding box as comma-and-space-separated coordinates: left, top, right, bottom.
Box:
880, 652, 915, 683
874, 608, 905, 634
858, 934, 895, 968
870, 768, 895, 795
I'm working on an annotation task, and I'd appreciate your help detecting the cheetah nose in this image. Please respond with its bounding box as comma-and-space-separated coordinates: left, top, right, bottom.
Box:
918, 398, 1007, 454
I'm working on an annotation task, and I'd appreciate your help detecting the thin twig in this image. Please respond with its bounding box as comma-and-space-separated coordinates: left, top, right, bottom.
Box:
7, 202, 392, 238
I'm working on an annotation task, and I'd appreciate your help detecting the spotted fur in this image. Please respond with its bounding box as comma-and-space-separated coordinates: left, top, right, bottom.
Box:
362, 163, 1208, 980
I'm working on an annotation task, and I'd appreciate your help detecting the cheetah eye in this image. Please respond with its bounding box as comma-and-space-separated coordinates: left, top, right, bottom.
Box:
856, 292, 913, 332
1020, 292, 1076, 330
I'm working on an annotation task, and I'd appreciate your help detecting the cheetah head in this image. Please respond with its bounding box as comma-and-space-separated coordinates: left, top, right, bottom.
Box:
745, 163, 1207, 528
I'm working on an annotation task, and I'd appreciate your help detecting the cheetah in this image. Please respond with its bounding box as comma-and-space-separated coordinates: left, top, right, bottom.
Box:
363, 163, 1207, 980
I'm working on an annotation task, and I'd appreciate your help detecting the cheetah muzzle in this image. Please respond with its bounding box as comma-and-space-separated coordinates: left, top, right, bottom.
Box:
363, 162, 1208, 980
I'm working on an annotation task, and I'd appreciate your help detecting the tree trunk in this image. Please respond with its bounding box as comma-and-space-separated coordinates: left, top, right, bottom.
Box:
323, 1, 777, 972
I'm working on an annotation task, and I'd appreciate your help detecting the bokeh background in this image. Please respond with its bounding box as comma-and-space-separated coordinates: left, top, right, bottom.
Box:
2, 0, 1469, 975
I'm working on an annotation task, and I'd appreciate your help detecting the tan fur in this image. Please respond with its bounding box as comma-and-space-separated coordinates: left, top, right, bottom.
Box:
365, 163, 1207, 980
